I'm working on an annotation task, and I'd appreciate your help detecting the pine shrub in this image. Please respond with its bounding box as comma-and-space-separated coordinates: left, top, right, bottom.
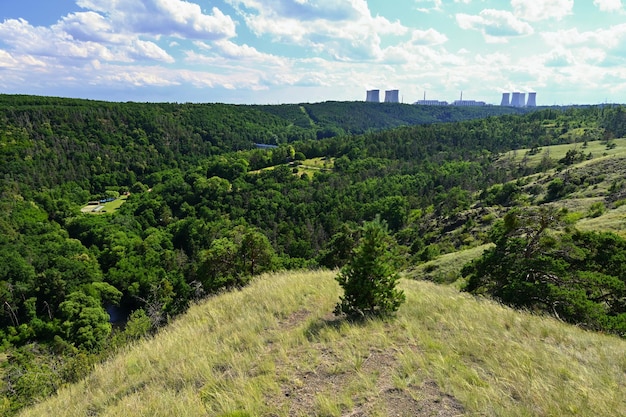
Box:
334, 218, 405, 319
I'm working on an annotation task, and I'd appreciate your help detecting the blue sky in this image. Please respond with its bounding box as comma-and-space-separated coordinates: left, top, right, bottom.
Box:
0, 0, 625, 105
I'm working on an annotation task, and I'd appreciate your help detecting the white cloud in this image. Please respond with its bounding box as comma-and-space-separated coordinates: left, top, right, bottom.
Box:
238, 0, 361, 21
1, 0, 622, 104
0, 50, 19, 68
511, 0, 573, 21
0, 17, 175, 64
541, 28, 600, 47
414, 0, 443, 12
76, 0, 236, 39
474, 52, 510, 67
381, 43, 462, 67
457, 9, 533, 42
414, 0, 477, 13
128, 40, 175, 63
542, 24, 626, 51
0, 0, 241, 69
0, 18, 118, 61
186, 40, 288, 70
543, 49, 575, 67
227, 0, 407, 61
57, 12, 118, 43
212, 40, 271, 60
410, 29, 448, 45
594, 0, 623, 12
99, 68, 181, 87
540, 24, 626, 68
0, 55, 278, 93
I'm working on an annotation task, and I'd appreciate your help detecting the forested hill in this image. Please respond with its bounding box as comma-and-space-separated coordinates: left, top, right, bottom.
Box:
252, 101, 528, 136
0, 94, 527, 189
0, 94, 310, 188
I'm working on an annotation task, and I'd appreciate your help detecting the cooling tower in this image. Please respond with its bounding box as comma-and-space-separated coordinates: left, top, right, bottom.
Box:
527, 92, 537, 107
511, 92, 521, 107
519, 93, 526, 107
500, 93, 510, 106
384, 89, 399, 103
366, 89, 380, 102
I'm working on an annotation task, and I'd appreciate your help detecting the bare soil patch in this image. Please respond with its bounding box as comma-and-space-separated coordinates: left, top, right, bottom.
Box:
267, 313, 465, 416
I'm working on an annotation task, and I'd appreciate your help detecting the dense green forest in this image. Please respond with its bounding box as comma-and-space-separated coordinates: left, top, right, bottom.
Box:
1, 94, 626, 413
253, 100, 529, 135
0, 95, 532, 190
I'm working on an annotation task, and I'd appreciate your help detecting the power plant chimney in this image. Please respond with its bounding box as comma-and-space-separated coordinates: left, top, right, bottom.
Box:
366, 89, 380, 102
384, 89, 399, 103
511, 92, 521, 107
500, 93, 510, 106
527, 92, 537, 107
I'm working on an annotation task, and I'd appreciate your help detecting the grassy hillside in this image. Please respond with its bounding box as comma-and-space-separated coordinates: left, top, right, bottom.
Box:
499, 138, 626, 169
492, 139, 626, 235
18, 271, 626, 417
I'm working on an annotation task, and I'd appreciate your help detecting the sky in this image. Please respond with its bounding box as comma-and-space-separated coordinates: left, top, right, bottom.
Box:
1, 0, 625, 105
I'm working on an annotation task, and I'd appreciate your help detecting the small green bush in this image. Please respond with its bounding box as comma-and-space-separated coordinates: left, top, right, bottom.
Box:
335, 218, 405, 319
588, 202, 606, 218
614, 199, 626, 208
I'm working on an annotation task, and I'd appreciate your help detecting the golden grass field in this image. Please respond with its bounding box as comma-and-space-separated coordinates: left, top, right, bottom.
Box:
19, 270, 626, 417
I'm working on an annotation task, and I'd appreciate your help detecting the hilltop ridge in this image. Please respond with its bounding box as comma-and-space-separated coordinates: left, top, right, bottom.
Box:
18, 270, 626, 417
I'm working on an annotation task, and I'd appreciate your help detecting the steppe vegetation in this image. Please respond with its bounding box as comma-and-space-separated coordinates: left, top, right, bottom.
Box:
17, 271, 626, 417
2, 95, 626, 414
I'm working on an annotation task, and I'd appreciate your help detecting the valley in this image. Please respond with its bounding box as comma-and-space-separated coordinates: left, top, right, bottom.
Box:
1, 96, 625, 415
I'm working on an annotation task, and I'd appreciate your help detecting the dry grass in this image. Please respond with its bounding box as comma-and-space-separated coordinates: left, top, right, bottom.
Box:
293, 157, 334, 178
500, 138, 626, 169
577, 203, 626, 237
406, 244, 492, 286
299, 156, 334, 169
495, 139, 626, 239
19, 271, 626, 417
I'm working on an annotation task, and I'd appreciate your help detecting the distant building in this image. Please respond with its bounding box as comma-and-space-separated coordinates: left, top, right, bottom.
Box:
415, 91, 446, 106
415, 100, 448, 106
366, 89, 380, 102
527, 92, 537, 107
452, 100, 486, 107
384, 89, 399, 103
